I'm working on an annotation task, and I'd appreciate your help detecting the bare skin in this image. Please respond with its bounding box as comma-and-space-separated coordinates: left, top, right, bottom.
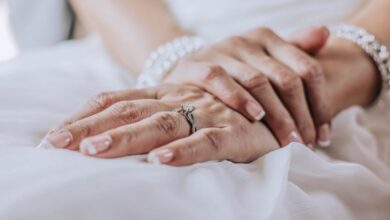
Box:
38, 30, 381, 166
69, 0, 334, 146
41, 0, 388, 165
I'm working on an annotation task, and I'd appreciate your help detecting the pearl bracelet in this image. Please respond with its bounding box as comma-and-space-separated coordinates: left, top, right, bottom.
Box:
136, 36, 205, 88
329, 24, 390, 108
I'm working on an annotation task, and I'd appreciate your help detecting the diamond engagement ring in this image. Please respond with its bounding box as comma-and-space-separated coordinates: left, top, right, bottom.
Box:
175, 104, 197, 134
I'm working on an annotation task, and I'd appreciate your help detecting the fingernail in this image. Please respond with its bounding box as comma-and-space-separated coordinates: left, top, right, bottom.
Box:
307, 144, 314, 150
147, 149, 174, 165
321, 26, 330, 38
318, 124, 331, 147
246, 101, 265, 121
80, 134, 112, 155
37, 129, 57, 149
47, 129, 55, 136
37, 139, 55, 149
46, 130, 73, 148
289, 131, 303, 143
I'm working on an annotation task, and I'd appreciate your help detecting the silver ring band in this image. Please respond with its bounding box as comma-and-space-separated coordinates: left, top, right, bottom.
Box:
175, 104, 197, 134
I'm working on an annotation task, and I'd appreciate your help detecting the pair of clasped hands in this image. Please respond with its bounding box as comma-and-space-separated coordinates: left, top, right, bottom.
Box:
38, 27, 333, 166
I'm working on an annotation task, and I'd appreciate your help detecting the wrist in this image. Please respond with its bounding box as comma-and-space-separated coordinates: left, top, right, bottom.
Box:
318, 37, 381, 116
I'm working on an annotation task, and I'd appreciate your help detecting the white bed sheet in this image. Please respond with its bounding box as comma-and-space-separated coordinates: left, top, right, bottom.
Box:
0, 37, 389, 220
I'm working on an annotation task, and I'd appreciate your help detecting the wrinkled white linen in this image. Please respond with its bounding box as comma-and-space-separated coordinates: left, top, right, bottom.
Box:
1, 0, 390, 219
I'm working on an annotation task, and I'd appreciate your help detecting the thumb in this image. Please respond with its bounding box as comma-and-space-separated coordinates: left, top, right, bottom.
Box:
288, 26, 330, 54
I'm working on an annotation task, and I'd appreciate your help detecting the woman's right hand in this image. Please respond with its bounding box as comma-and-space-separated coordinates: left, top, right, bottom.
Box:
39, 84, 280, 166
163, 27, 332, 147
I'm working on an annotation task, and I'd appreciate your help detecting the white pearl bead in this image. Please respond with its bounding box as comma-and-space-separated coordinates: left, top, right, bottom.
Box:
137, 36, 205, 88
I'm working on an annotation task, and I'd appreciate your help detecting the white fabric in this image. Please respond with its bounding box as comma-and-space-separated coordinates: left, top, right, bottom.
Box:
8, 0, 73, 49
164, 0, 368, 41
1, 0, 390, 219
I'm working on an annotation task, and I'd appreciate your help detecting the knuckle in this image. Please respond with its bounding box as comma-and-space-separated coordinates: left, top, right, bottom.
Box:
225, 90, 246, 108
88, 92, 113, 110
242, 73, 269, 91
175, 143, 199, 162
226, 36, 249, 48
278, 75, 302, 95
110, 101, 142, 123
202, 130, 223, 153
154, 112, 179, 136
272, 116, 295, 132
229, 142, 252, 163
299, 60, 324, 83
68, 122, 91, 139
114, 128, 134, 146
81, 124, 92, 137
254, 27, 274, 37
258, 56, 274, 65
201, 64, 225, 81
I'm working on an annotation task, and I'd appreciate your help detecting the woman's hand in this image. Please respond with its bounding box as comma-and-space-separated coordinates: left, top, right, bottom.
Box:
163, 27, 331, 147
39, 84, 279, 166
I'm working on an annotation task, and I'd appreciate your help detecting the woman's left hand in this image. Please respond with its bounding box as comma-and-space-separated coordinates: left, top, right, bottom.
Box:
39, 84, 279, 166
163, 27, 331, 147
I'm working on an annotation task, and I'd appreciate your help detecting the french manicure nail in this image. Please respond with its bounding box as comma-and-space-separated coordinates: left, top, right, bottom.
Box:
80, 134, 112, 155
37, 139, 55, 149
37, 129, 57, 149
46, 129, 55, 136
318, 124, 331, 147
147, 149, 174, 165
46, 130, 73, 148
246, 101, 265, 121
289, 131, 303, 143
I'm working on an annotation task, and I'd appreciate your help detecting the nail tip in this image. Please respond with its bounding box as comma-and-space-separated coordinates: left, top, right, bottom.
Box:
255, 111, 266, 121
36, 139, 55, 149
147, 152, 161, 165
318, 140, 331, 148
87, 146, 98, 155
80, 139, 97, 155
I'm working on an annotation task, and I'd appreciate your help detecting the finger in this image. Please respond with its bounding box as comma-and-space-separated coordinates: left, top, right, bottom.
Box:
79, 111, 192, 158
184, 61, 265, 121
208, 55, 303, 146
39, 99, 170, 150
255, 29, 331, 145
53, 88, 157, 131
146, 128, 231, 166
248, 27, 331, 126
245, 56, 316, 145
272, 45, 331, 147
219, 37, 315, 146
288, 26, 329, 54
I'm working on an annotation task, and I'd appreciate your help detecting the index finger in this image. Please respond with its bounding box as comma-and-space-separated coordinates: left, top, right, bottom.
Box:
51, 88, 157, 131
